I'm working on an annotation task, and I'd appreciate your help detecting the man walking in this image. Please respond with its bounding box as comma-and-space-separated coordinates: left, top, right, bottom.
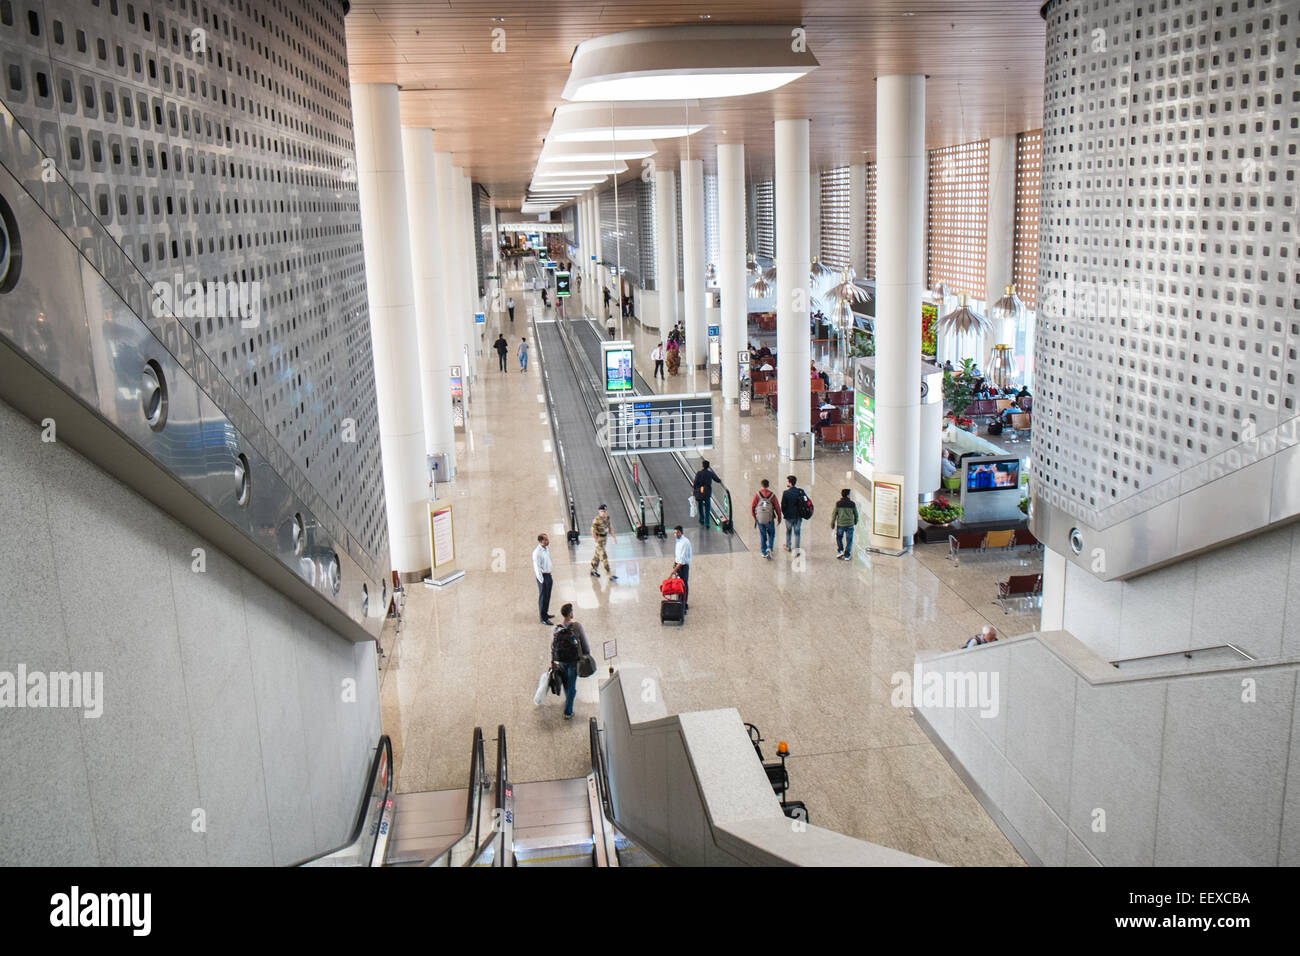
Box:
691, 459, 722, 528
532, 533, 554, 624
494, 333, 509, 373
831, 488, 859, 560
589, 504, 618, 581
507, 296, 515, 323
781, 475, 809, 553
652, 342, 665, 381
518, 336, 529, 372
603, 286, 611, 314
671, 525, 692, 612
750, 478, 782, 559
550, 603, 592, 720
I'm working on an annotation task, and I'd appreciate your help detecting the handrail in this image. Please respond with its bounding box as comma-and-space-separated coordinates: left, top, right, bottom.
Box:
532, 316, 582, 545
425, 727, 487, 866
493, 724, 512, 867
553, 313, 649, 535
588, 716, 667, 867
296, 735, 393, 866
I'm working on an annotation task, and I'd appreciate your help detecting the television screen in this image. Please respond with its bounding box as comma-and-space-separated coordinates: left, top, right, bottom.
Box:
966, 459, 1020, 492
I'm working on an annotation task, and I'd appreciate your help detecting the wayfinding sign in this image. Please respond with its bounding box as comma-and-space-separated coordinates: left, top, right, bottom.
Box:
606, 393, 714, 454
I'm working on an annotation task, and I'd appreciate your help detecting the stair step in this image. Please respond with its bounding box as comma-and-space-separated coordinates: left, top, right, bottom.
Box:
386, 788, 472, 863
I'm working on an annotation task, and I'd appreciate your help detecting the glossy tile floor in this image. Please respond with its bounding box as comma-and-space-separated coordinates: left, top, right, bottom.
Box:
378, 274, 1039, 866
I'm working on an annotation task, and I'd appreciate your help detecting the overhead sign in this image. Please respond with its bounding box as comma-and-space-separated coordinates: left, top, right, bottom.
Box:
607, 393, 714, 454
602, 340, 633, 392
556, 271, 572, 297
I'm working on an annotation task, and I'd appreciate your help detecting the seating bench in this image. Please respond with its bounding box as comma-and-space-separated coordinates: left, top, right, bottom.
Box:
996, 573, 1043, 613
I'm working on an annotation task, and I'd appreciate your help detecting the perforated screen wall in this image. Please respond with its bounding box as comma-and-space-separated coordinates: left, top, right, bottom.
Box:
865, 161, 877, 279
928, 140, 990, 296
0, 0, 387, 572
1035, 0, 1300, 544
597, 178, 649, 289
1014, 129, 1042, 310
754, 179, 775, 258
820, 165, 850, 271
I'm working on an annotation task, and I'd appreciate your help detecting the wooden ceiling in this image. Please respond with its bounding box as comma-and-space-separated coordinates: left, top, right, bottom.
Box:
345, 1, 1046, 211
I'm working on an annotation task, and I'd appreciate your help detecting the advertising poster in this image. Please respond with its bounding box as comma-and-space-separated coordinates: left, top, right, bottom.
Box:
872, 481, 901, 539
604, 343, 633, 392
556, 271, 571, 296
855, 390, 875, 479
430, 504, 455, 569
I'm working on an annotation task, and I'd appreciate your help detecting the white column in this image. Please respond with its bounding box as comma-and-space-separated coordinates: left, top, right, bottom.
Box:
717, 144, 746, 404
591, 192, 603, 317
875, 75, 926, 543
585, 196, 598, 314
681, 158, 705, 372
350, 84, 430, 574
460, 171, 478, 372
433, 151, 463, 385
809, 170, 821, 260
985, 133, 1017, 364
400, 127, 457, 478
654, 169, 679, 337
849, 163, 867, 277
775, 118, 812, 452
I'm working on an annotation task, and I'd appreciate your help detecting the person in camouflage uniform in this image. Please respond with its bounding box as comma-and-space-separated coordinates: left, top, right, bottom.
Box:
590, 504, 618, 581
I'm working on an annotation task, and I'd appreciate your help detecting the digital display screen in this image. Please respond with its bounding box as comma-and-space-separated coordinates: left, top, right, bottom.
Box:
966, 459, 1020, 492
555, 271, 571, 296
604, 346, 633, 392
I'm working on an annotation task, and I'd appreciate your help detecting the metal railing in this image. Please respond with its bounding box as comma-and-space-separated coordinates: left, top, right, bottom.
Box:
553, 313, 651, 536
532, 317, 582, 545
426, 727, 489, 867
297, 736, 393, 866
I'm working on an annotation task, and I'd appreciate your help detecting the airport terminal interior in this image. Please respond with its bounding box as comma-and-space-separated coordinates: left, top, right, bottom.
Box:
1, 0, 1298, 868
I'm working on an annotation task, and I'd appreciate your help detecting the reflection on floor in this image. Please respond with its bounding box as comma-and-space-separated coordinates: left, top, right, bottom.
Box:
378, 278, 1037, 866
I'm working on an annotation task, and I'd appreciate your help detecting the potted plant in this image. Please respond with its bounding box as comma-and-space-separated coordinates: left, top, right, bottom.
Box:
942, 368, 975, 421
1018, 496, 1029, 515
919, 494, 963, 527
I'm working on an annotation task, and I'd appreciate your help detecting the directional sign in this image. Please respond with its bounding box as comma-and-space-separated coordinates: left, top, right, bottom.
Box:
606, 393, 714, 454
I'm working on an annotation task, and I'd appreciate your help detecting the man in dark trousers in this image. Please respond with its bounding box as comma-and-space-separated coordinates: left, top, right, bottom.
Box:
507, 296, 515, 323
532, 533, 554, 624
493, 333, 509, 373
550, 604, 592, 720
603, 286, 611, 314
781, 475, 809, 553
671, 526, 692, 613
692, 459, 723, 528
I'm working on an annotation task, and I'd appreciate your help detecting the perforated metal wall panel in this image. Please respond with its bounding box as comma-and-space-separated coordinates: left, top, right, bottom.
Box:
928, 140, 990, 296
865, 161, 877, 279
1033, 0, 1300, 580
0, 0, 387, 630
820, 165, 850, 271
596, 178, 649, 289
704, 170, 718, 272
1013, 129, 1042, 310
754, 178, 774, 258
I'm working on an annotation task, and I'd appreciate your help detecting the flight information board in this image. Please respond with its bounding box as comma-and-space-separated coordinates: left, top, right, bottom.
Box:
606, 394, 714, 454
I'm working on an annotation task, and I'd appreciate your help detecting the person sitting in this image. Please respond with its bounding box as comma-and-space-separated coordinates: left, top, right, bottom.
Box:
941, 449, 957, 479
997, 397, 1024, 424
811, 407, 834, 436
1016, 385, 1031, 400
963, 625, 998, 649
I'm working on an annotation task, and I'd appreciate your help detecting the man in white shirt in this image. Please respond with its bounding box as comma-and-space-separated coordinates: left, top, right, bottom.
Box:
672, 525, 692, 613
651, 342, 665, 381
507, 297, 516, 323
532, 533, 554, 624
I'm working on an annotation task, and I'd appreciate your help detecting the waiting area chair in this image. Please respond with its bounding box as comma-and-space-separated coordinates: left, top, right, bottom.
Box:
996, 573, 1043, 613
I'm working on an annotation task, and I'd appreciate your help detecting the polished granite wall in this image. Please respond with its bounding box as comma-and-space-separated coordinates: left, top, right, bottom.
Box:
918, 630, 1300, 866
1041, 523, 1300, 665
0, 399, 381, 865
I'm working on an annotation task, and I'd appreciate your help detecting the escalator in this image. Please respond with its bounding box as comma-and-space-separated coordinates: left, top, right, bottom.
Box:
299, 721, 661, 867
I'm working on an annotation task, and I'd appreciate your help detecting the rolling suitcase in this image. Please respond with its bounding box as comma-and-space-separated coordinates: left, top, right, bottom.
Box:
661, 596, 684, 625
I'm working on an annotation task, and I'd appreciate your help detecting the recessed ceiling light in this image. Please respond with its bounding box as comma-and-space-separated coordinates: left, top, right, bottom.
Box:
563, 25, 818, 102
493, 17, 505, 22
699, 13, 711, 19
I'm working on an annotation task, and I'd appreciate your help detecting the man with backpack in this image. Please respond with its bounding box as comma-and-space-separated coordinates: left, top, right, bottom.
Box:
750, 478, 782, 559
831, 488, 859, 560
692, 459, 723, 528
781, 475, 812, 553
550, 604, 592, 720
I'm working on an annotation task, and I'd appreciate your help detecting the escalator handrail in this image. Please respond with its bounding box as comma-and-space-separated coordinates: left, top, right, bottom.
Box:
493, 724, 511, 866
532, 317, 582, 543
553, 315, 648, 534
294, 734, 393, 866
423, 726, 489, 866
588, 717, 668, 867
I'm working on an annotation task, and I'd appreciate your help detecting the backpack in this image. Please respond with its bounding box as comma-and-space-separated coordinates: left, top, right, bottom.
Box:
755, 492, 776, 524
551, 626, 580, 663
694, 472, 710, 501
799, 491, 814, 520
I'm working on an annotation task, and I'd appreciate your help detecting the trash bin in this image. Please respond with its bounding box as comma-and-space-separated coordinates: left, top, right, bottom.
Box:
789, 432, 813, 461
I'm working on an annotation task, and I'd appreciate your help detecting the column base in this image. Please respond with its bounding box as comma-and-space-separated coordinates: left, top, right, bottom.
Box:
397, 568, 433, 585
